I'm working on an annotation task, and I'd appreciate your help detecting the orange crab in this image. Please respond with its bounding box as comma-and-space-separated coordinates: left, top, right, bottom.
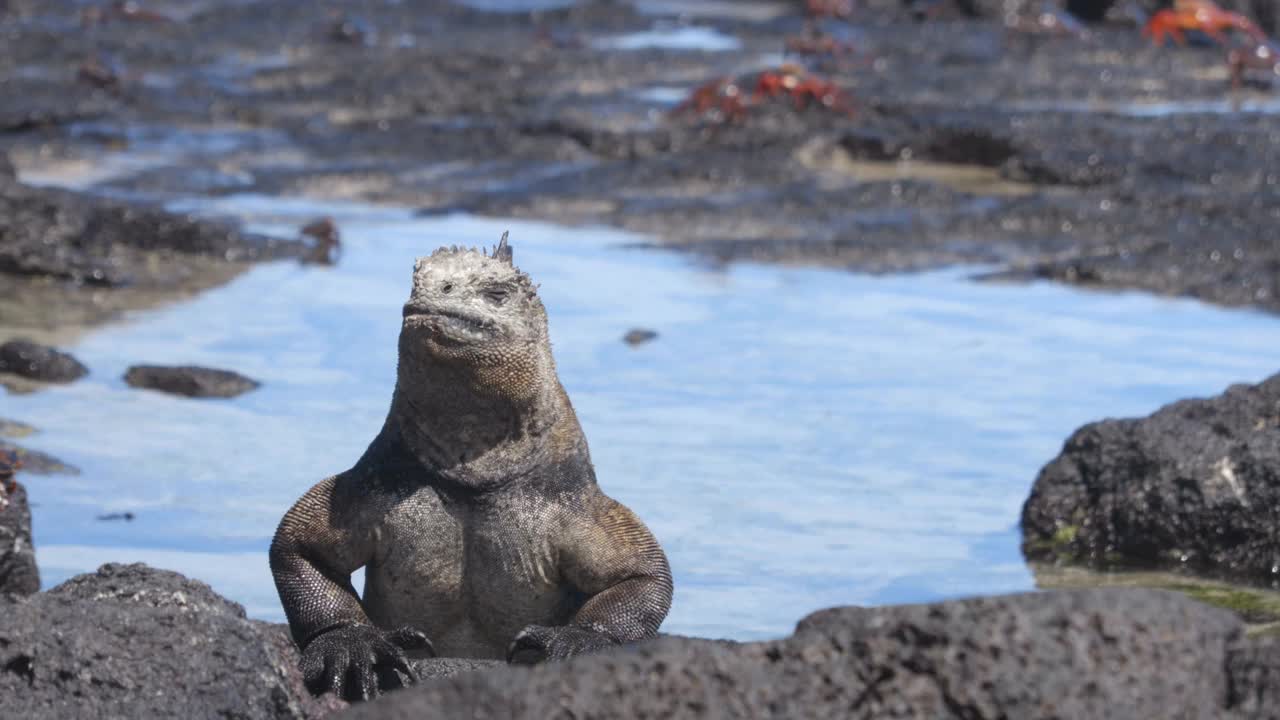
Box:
753, 64, 855, 113
1143, 0, 1268, 46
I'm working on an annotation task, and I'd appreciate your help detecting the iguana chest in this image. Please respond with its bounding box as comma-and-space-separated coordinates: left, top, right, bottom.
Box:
360, 486, 578, 658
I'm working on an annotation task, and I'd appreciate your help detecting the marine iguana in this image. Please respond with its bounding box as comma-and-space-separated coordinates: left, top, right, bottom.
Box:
269, 233, 673, 701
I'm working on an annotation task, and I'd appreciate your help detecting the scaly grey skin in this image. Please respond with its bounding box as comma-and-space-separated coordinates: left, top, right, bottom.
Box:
269, 234, 673, 701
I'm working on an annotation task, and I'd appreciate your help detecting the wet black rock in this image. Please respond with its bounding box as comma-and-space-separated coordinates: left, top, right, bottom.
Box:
0, 77, 114, 133
1229, 634, 1280, 715
0, 152, 13, 179
124, 364, 261, 398
1022, 371, 1280, 582
0, 563, 339, 719
0, 479, 39, 596
1063, 0, 1116, 21
0, 177, 304, 288
326, 15, 372, 46
344, 588, 1265, 719
0, 338, 88, 383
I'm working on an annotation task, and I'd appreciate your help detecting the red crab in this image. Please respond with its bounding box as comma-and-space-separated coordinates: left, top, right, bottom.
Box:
670, 76, 750, 121
805, 0, 854, 18
1143, 0, 1268, 46
671, 65, 854, 122
752, 64, 855, 114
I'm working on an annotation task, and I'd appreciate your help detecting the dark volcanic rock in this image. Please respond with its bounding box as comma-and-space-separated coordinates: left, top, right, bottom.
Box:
344, 588, 1259, 720
1022, 371, 1280, 582
0, 480, 38, 595
409, 657, 504, 680
0, 177, 303, 288
124, 364, 261, 398
1229, 634, 1280, 716
0, 338, 87, 383
0, 563, 336, 719
49, 561, 241, 611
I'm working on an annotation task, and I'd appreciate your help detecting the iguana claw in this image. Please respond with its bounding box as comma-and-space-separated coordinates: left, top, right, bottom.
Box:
506, 624, 615, 665
301, 624, 432, 701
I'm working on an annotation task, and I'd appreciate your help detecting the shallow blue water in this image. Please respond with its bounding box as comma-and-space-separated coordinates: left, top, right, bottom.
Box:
10, 194, 1280, 639
1011, 97, 1280, 116
592, 25, 742, 52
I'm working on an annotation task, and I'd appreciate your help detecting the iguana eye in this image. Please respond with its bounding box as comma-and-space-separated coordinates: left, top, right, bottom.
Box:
484, 288, 510, 305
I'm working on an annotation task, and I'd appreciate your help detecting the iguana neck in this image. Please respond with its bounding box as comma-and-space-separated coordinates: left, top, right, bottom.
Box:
386, 359, 568, 491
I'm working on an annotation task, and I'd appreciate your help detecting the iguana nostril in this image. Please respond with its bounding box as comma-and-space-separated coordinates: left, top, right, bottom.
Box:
442, 282, 454, 293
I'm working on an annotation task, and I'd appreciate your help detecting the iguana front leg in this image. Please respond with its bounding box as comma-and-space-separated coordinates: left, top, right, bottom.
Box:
507, 496, 673, 663
269, 475, 429, 699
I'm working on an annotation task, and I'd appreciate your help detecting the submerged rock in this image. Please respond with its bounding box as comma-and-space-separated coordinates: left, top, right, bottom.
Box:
124, 365, 261, 398
622, 328, 658, 346
0, 440, 80, 475
0, 417, 35, 438
0, 563, 339, 719
0, 338, 88, 383
345, 588, 1269, 719
1022, 371, 1280, 582
300, 216, 342, 265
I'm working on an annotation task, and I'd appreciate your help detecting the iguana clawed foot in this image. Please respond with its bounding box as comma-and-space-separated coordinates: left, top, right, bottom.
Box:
301, 625, 433, 700
507, 624, 616, 665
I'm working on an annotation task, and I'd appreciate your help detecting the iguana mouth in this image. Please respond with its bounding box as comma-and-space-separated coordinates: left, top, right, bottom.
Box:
402, 304, 496, 343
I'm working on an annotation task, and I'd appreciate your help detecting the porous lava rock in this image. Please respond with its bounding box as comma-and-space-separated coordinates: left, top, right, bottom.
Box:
0, 563, 341, 719
343, 588, 1266, 719
0, 480, 38, 595
1022, 371, 1280, 582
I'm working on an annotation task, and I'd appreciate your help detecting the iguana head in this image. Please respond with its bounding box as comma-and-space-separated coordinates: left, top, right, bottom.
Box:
402, 232, 544, 355
398, 232, 552, 400
390, 233, 582, 485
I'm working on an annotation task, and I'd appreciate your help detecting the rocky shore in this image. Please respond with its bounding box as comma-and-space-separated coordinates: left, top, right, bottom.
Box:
2, 0, 1280, 321
4, 0, 1280, 717
4, 558, 1279, 718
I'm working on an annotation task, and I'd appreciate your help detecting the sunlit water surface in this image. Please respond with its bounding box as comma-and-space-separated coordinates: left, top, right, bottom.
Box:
11, 195, 1280, 640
